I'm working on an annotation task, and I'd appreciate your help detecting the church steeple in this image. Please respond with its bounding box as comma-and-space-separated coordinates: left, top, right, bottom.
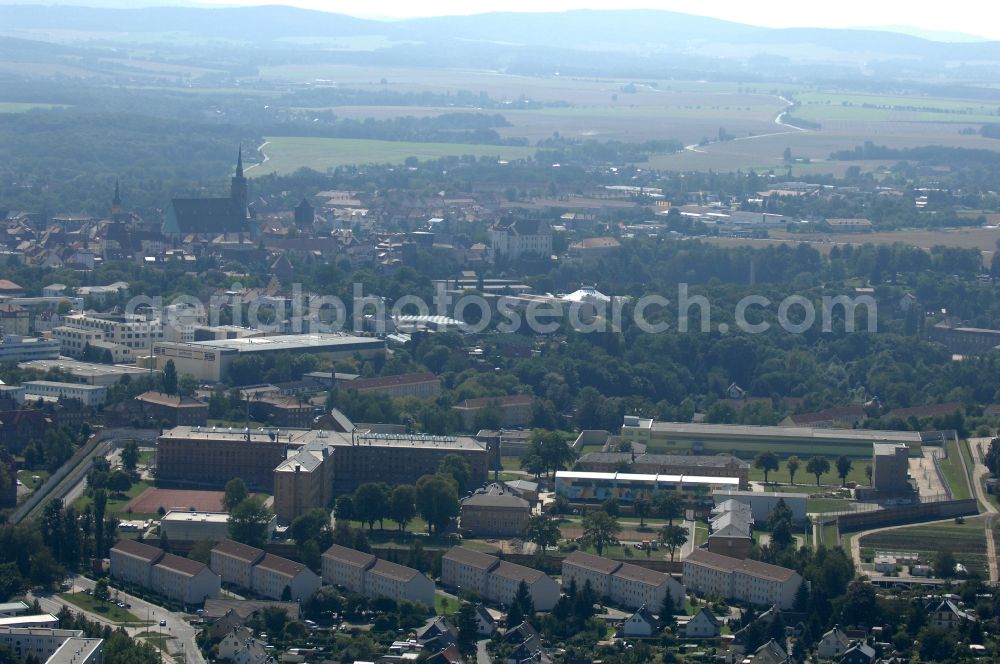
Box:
231, 145, 249, 220
111, 178, 122, 218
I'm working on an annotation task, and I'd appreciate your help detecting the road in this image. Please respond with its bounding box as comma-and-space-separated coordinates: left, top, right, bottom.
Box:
476, 638, 492, 664
31, 575, 205, 664
684, 94, 807, 153
968, 437, 999, 584
847, 516, 966, 584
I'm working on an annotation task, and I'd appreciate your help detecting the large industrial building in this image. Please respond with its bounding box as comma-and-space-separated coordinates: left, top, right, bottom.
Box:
156, 425, 489, 522
575, 451, 750, 490
555, 470, 739, 514
150, 333, 385, 382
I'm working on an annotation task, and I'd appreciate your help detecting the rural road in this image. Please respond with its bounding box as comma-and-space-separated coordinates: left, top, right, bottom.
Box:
244, 140, 271, 173
968, 437, 998, 584
684, 94, 807, 153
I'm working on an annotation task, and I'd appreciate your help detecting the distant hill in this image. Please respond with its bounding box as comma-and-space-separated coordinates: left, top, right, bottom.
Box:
3, 4, 1000, 67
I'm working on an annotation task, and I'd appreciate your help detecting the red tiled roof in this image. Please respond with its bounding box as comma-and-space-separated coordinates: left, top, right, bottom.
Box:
155, 552, 211, 577
442, 546, 500, 571
212, 539, 264, 564
112, 539, 164, 563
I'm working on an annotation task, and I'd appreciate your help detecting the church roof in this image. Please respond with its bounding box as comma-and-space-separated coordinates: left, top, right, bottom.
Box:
164, 197, 247, 235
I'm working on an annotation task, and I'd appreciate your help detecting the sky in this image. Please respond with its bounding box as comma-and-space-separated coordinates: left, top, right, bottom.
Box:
180, 0, 1000, 40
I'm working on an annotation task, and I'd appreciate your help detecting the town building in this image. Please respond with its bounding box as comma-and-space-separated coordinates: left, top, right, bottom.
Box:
209, 539, 320, 601
22, 381, 107, 407
712, 491, 809, 525
574, 450, 750, 489
452, 394, 534, 430
817, 625, 851, 659
682, 549, 801, 609
321, 544, 435, 606
0, 627, 102, 664
128, 391, 208, 427
58, 311, 163, 360
928, 321, 1000, 356
561, 551, 684, 612
273, 442, 335, 523
825, 218, 872, 232
338, 371, 441, 399
150, 333, 385, 383
441, 546, 559, 611
779, 405, 866, 428
0, 333, 62, 362
248, 395, 313, 429
490, 218, 552, 260
460, 484, 531, 537
0, 305, 30, 336
159, 511, 277, 543
555, 470, 739, 514
872, 443, 912, 495
567, 237, 622, 259
110, 539, 220, 604
17, 358, 151, 386
708, 500, 753, 559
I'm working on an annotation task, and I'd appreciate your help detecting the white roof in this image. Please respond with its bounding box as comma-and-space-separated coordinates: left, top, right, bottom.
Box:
556, 470, 739, 486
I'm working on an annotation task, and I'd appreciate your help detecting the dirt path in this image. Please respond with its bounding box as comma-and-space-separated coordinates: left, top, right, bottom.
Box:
968, 437, 998, 584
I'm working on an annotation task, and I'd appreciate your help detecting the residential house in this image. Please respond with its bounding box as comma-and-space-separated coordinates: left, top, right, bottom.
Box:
210, 539, 264, 589
925, 599, 976, 629
683, 607, 722, 638
321, 544, 434, 606
840, 643, 876, 664
621, 605, 658, 638
818, 625, 852, 659
472, 604, 496, 636
490, 218, 552, 260
321, 544, 375, 593
110, 539, 220, 605
217, 626, 270, 664
250, 553, 321, 601
752, 639, 789, 664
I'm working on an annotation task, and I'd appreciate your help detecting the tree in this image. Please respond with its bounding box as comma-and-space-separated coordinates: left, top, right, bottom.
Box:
653, 491, 681, 526
633, 495, 652, 528
659, 588, 677, 627
513, 579, 534, 618
506, 597, 523, 628
120, 440, 139, 473
841, 579, 881, 627
865, 464, 873, 485
659, 524, 688, 562
177, 374, 199, 397
807, 456, 830, 486
935, 549, 957, 579
93, 578, 111, 604
581, 510, 620, 557
786, 455, 800, 485
754, 450, 779, 484
388, 485, 417, 532
438, 454, 471, 494
223, 478, 249, 512
836, 455, 853, 487
354, 483, 389, 531
107, 470, 131, 496
228, 498, 272, 548
601, 496, 620, 517
523, 514, 560, 556
161, 359, 178, 395
415, 474, 459, 535
291, 508, 333, 552
262, 606, 289, 635
455, 602, 478, 655
334, 495, 354, 522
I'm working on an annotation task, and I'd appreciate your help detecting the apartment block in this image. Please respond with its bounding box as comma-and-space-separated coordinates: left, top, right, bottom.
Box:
210, 539, 320, 601
110, 539, 220, 605
682, 549, 801, 609
441, 546, 559, 611
561, 551, 684, 611
0, 627, 102, 664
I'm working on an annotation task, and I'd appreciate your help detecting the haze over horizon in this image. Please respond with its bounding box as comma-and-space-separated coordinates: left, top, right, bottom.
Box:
2, 0, 1000, 41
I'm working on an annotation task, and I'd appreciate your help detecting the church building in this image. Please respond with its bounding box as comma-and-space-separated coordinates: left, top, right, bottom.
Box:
162, 148, 258, 239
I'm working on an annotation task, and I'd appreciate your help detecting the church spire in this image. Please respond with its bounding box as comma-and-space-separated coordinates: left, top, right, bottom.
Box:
236, 145, 244, 178
111, 178, 122, 218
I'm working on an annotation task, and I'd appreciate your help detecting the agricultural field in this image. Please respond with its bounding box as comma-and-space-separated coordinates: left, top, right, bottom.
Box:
705, 226, 1000, 267
792, 91, 1000, 124
859, 517, 988, 577
0, 102, 70, 112
249, 136, 536, 176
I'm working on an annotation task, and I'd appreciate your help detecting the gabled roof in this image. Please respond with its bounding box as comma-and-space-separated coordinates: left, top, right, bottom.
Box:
155, 552, 211, 577
442, 546, 500, 572
111, 538, 164, 564
613, 562, 672, 587
165, 197, 247, 235
321, 543, 376, 570
369, 558, 423, 583
491, 560, 547, 584
691, 606, 722, 627
564, 550, 622, 575
685, 549, 798, 582
629, 604, 658, 626
212, 539, 265, 564
255, 553, 308, 579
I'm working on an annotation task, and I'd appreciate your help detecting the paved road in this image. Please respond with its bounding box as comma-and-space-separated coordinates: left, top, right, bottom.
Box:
968, 437, 999, 584
34, 575, 206, 664
476, 638, 492, 664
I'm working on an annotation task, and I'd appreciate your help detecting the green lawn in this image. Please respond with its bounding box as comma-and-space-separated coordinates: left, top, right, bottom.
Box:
73, 480, 151, 516
820, 521, 840, 548
807, 498, 853, 514
939, 439, 972, 501
17, 469, 49, 491
435, 592, 460, 616
251, 136, 536, 176
60, 592, 143, 624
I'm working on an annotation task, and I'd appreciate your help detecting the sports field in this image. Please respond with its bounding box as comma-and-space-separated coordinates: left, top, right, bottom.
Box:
249, 136, 537, 176
125, 487, 227, 513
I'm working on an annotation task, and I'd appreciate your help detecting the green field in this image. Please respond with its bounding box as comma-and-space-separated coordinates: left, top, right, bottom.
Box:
0, 102, 70, 113
859, 518, 988, 576
939, 439, 972, 501
60, 592, 143, 624
820, 520, 840, 548
794, 91, 1000, 124
250, 136, 536, 176
73, 480, 151, 516
807, 498, 853, 513
17, 469, 49, 491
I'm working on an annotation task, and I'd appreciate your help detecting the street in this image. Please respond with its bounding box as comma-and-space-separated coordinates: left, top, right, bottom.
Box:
29, 574, 205, 664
